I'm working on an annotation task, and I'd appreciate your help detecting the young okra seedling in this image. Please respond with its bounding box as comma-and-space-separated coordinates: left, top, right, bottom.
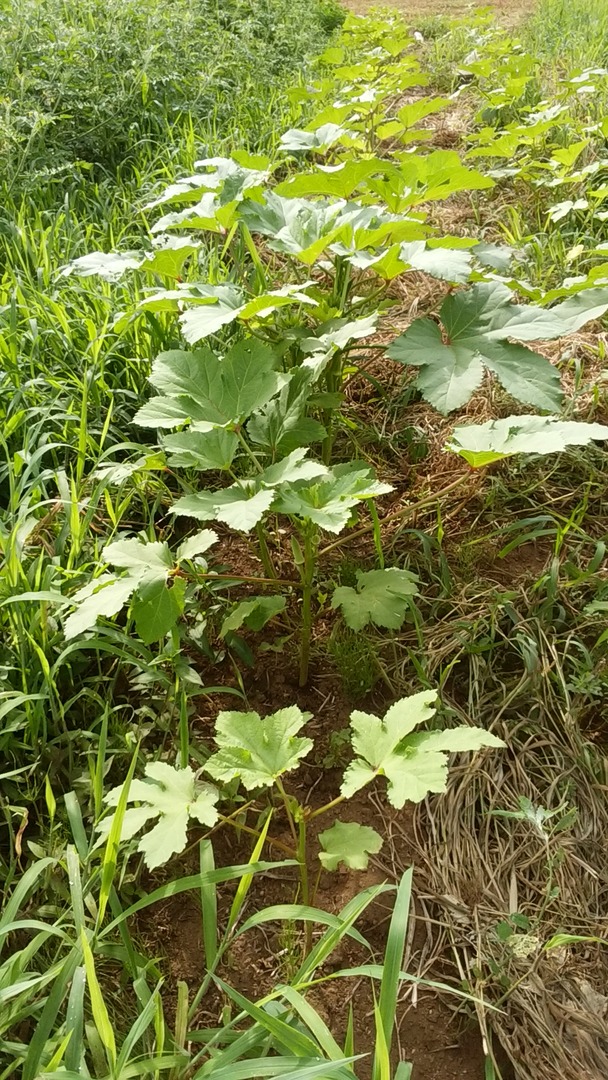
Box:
99, 688, 504, 954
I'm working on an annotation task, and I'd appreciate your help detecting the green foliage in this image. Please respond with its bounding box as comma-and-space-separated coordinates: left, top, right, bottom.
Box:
388, 283, 608, 413
135, 340, 286, 431
220, 596, 286, 637
98, 762, 220, 869
205, 706, 314, 789
5, 3, 608, 1076
332, 568, 419, 631
318, 821, 384, 870
0, 0, 337, 195
64, 531, 217, 642
341, 692, 505, 808
447, 415, 608, 467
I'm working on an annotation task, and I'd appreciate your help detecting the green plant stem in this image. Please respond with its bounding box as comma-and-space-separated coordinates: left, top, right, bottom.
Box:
298, 527, 317, 687
240, 222, 268, 292
318, 473, 471, 556
297, 816, 313, 954
307, 793, 347, 822
276, 778, 299, 847
256, 523, 278, 581
232, 431, 278, 579
234, 429, 263, 474
369, 499, 384, 568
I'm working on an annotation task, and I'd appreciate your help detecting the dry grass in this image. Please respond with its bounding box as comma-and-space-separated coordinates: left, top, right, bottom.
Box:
406, 701, 608, 1080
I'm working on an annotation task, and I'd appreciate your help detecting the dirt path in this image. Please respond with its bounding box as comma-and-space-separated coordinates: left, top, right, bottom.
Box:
343, 0, 535, 20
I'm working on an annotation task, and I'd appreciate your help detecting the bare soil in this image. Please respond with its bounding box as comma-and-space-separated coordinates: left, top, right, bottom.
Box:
343, 0, 535, 21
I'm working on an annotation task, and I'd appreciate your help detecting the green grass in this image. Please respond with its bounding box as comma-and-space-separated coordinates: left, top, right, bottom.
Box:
523, 0, 608, 68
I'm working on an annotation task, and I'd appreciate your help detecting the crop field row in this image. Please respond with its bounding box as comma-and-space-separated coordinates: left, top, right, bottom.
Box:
1, 1, 608, 1078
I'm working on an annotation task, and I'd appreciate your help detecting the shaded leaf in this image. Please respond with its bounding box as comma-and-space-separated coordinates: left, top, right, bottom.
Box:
388, 283, 566, 413
131, 576, 186, 644
221, 596, 286, 637
332, 568, 419, 631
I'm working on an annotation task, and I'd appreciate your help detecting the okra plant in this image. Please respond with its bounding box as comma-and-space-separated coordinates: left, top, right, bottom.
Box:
98, 689, 504, 938
62, 9, 608, 684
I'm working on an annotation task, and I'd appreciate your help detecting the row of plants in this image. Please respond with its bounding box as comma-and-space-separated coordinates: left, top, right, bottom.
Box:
4, 5, 608, 1080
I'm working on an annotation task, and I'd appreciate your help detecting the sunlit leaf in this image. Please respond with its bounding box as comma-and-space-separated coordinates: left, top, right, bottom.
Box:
447, 414, 608, 467
318, 821, 383, 871
341, 691, 504, 807
205, 706, 313, 789
98, 762, 219, 869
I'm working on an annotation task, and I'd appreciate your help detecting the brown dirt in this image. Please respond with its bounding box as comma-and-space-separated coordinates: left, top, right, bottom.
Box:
343, 0, 535, 22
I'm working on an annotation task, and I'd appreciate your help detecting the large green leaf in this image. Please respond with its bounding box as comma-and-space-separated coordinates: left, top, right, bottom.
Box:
279, 123, 355, 152
61, 251, 142, 280
131, 576, 187, 644
135, 340, 285, 431
176, 529, 218, 563
240, 193, 345, 264
248, 368, 326, 455
398, 241, 473, 284
146, 156, 270, 210
275, 159, 386, 200
171, 451, 327, 531
138, 237, 201, 279
447, 414, 608, 467
172, 486, 276, 532
318, 821, 383, 871
364, 150, 494, 212
299, 314, 379, 372
163, 429, 239, 471
98, 762, 219, 870
273, 463, 393, 534
102, 538, 173, 575
151, 193, 236, 235
204, 706, 313, 789
331, 568, 418, 631
180, 283, 318, 342
340, 692, 504, 808
387, 283, 572, 413
64, 576, 138, 640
